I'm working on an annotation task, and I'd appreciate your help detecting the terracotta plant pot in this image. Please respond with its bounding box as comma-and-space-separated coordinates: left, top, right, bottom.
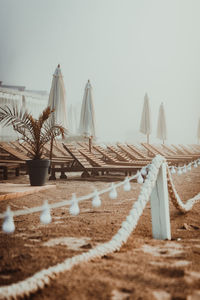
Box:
26, 159, 50, 186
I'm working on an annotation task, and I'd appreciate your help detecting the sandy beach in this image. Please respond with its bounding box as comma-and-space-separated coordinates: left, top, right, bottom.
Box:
0, 167, 200, 300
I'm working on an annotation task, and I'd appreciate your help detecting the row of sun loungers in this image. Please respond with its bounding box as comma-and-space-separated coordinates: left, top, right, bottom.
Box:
0, 140, 199, 180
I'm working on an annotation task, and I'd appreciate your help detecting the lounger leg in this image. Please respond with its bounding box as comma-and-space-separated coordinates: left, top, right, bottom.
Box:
91, 170, 99, 176
16, 168, 20, 177
49, 170, 56, 180
60, 171, 67, 179
3, 167, 8, 180
81, 171, 90, 178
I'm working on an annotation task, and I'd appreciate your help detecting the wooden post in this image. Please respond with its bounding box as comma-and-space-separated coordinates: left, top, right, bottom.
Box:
150, 163, 171, 240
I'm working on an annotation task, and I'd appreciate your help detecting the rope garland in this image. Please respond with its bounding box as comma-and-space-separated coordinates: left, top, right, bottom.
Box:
0, 155, 165, 299
167, 166, 200, 213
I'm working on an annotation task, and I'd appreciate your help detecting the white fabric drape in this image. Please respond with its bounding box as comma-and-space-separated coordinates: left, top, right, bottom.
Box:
48, 65, 68, 130
0, 91, 47, 141
79, 80, 96, 138
157, 102, 167, 143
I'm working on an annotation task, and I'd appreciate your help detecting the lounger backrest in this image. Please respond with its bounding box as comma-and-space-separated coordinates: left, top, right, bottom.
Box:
79, 148, 107, 167
126, 144, 149, 159
0, 142, 28, 161
62, 144, 92, 169
161, 144, 178, 155
107, 145, 134, 162
117, 143, 141, 160
92, 145, 120, 163
141, 143, 159, 156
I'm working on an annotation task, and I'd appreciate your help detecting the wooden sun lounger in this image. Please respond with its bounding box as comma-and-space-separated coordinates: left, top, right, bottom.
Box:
106, 145, 137, 163
0, 142, 29, 161
126, 144, 151, 160
187, 144, 200, 155
92, 145, 125, 164
191, 144, 200, 150
169, 144, 199, 159
161, 144, 179, 156
117, 143, 152, 162
63, 144, 144, 177
92, 145, 147, 166
141, 143, 191, 164
178, 144, 200, 157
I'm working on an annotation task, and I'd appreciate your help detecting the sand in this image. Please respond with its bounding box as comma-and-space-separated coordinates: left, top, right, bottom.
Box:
0, 168, 200, 299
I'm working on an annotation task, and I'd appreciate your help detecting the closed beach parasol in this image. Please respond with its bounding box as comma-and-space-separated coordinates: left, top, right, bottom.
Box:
197, 118, 200, 143
140, 93, 152, 143
157, 102, 167, 144
79, 80, 96, 152
48, 64, 68, 130
48, 64, 68, 158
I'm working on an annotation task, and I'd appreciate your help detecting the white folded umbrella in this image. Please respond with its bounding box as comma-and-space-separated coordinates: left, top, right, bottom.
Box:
157, 102, 167, 144
48, 64, 68, 131
140, 93, 152, 143
79, 80, 96, 151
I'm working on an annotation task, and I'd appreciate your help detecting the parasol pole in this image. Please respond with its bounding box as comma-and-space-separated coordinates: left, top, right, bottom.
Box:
147, 133, 149, 144
89, 136, 92, 152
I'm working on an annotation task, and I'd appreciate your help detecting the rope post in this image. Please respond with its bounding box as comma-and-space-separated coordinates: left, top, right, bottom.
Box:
150, 162, 171, 240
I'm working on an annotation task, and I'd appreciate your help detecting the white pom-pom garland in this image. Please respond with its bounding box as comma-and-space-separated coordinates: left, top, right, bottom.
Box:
137, 172, 144, 184
69, 194, 80, 216
170, 166, 176, 174
177, 167, 182, 175
123, 177, 131, 192
40, 201, 52, 224
109, 183, 117, 199
92, 190, 101, 207
2, 206, 15, 234
183, 165, 187, 173
141, 167, 147, 176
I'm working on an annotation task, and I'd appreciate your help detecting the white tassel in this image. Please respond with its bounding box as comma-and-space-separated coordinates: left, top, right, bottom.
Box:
177, 167, 182, 175
187, 165, 192, 172
40, 201, 52, 224
123, 177, 131, 192
109, 183, 117, 199
92, 190, 101, 207
183, 165, 187, 173
194, 162, 198, 168
171, 166, 176, 174
2, 206, 15, 234
141, 167, 147, 176
69, 193, 80, 216
198, 159, 200, 165
137, 172, 144, 184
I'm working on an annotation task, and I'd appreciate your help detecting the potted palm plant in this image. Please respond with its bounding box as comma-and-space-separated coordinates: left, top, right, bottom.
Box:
0, 105, 64, 186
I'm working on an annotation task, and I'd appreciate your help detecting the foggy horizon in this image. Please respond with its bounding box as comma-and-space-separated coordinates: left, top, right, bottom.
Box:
0, 0, 200, 144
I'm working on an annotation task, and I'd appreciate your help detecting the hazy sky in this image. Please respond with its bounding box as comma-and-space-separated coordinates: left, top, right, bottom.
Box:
0, 0, 200, 143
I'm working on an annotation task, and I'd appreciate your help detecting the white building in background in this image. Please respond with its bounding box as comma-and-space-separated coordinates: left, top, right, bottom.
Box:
0, 82, 48, 141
